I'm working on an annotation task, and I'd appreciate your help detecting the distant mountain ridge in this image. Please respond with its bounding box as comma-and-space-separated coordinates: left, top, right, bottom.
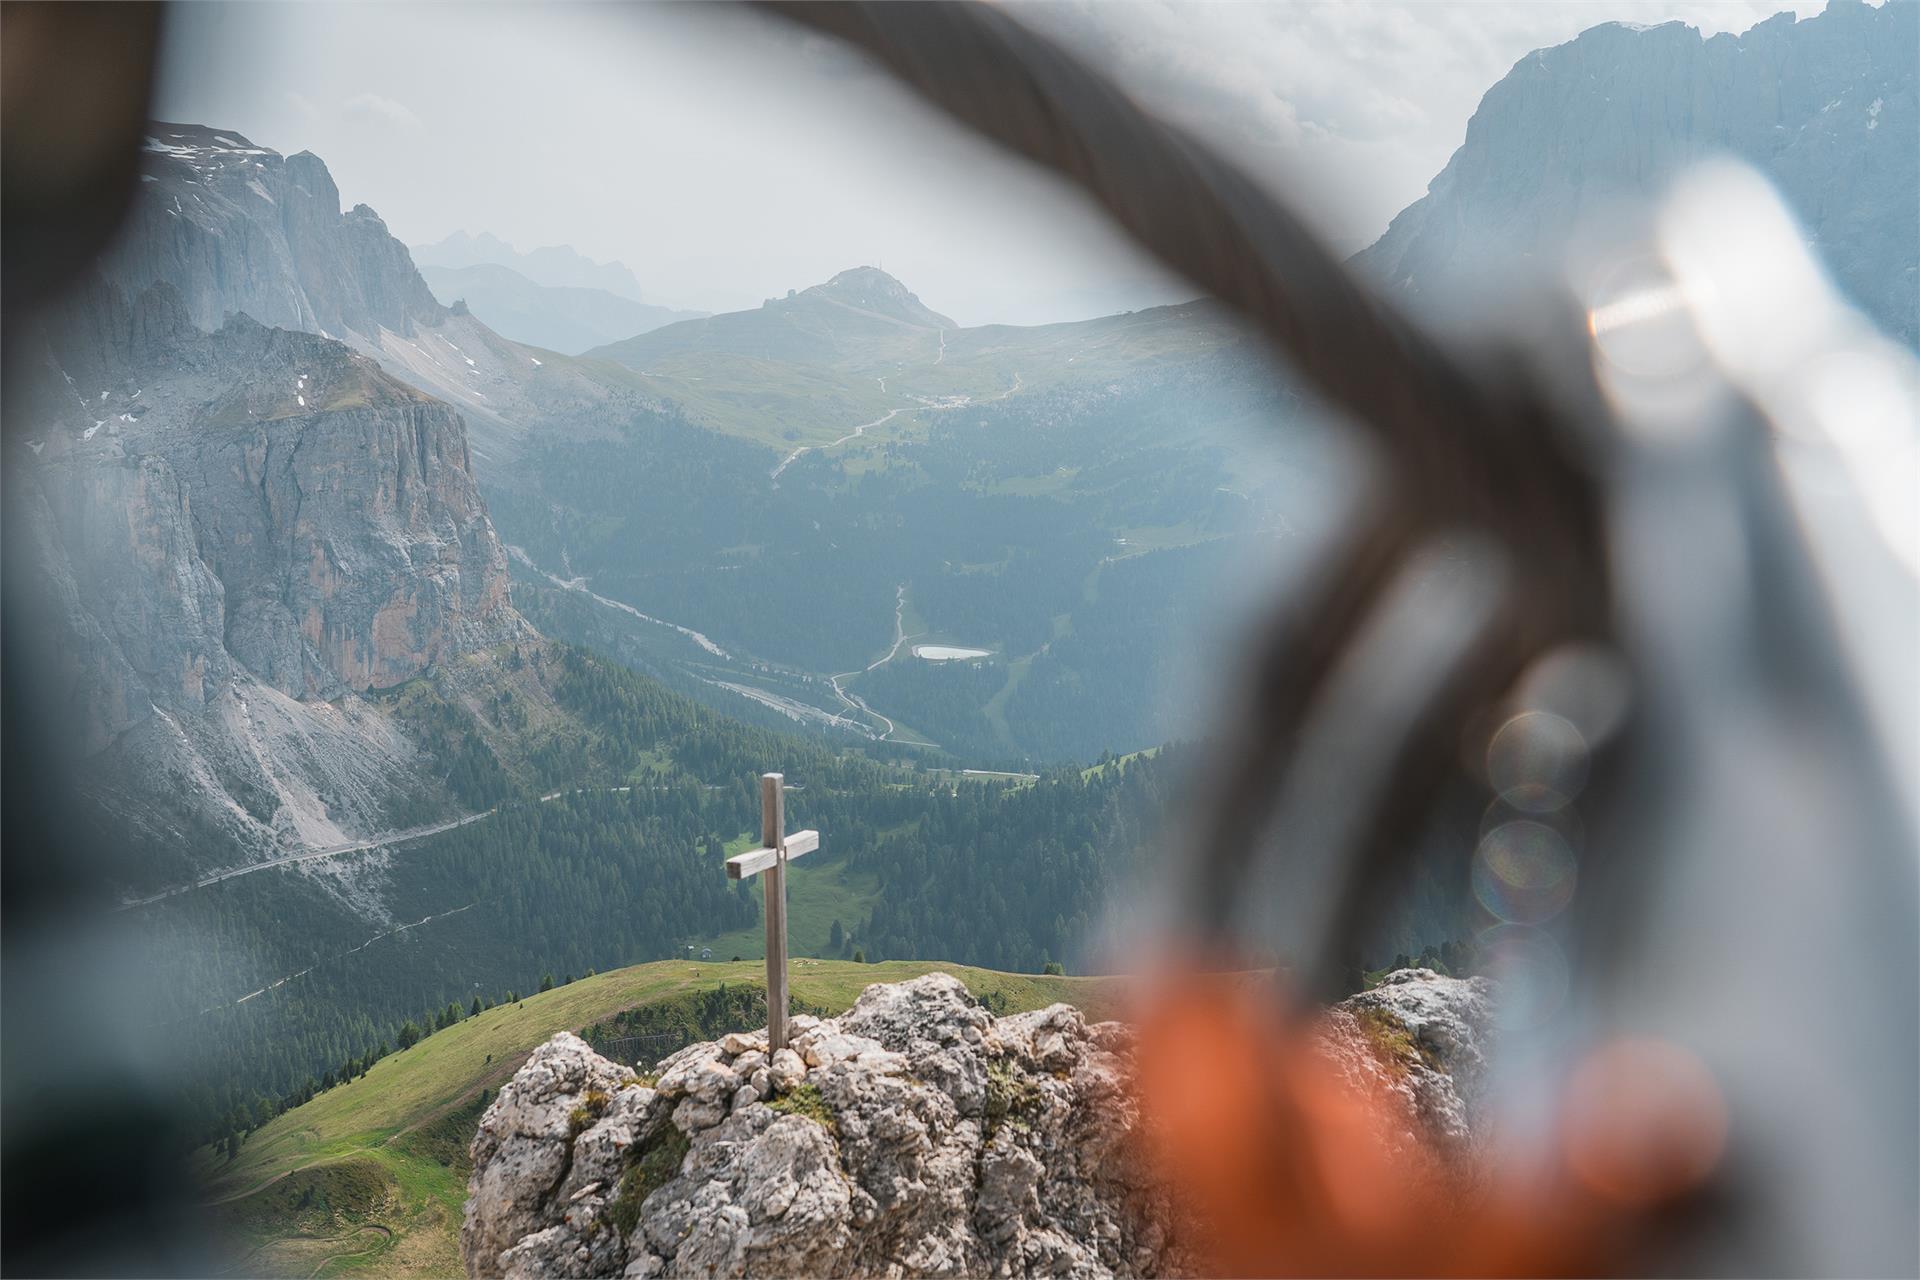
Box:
590, 265, 962, 372
25, 0, 1913, 861
412, 230, 649, 301
1356, 0, 1918, 346
576, 264, 1244, 453
417, 261, 706, 355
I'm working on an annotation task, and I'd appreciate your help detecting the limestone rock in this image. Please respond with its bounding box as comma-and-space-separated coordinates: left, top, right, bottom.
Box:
100, 124, 445, 341
13, 277, 528, 864
1316, 968, 1497, 1160
92, 125, 656, 466
465, 1032, 642, 1274
766, 1049, 806, 1094
464, 970, 1497, 1278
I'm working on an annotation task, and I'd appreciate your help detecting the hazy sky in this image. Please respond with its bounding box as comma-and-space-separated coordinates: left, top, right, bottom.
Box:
155, 1, 1825, 326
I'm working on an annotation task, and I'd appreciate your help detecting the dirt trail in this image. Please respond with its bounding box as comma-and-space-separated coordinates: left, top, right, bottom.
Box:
772, 407, 908, 480
306, 1224, 393, 1278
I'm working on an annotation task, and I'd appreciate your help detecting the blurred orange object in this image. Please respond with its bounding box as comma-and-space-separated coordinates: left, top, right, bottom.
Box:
1133, 972, 1730, 1277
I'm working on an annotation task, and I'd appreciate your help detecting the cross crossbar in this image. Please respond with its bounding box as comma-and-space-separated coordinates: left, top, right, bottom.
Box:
725, 828, 819, 880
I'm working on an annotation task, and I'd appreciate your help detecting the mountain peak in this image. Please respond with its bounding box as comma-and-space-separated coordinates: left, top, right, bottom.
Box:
823, 264, 906, 290
806, 266, 953, 329
1355, 0, 1917, 348
412, 231, 647, 301
466, 970, 1493, 1276
143, 122, 273, 157
113, 122, 445, 340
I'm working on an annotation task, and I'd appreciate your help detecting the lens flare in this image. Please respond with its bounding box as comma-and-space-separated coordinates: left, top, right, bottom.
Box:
1487, 710, 1589, 813
1474, 820, 1578, 925
1479, 795, 1585, 849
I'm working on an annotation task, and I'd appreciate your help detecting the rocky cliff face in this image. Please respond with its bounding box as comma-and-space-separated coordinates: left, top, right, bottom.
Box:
99, 124, 445, 340
462, 970, 1493, 1279
6, 123, 652, 873
1356, 0, 1918, 347
13, 274, 524, 861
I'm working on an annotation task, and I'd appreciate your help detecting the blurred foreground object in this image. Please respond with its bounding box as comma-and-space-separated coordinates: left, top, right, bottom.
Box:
1, 5, 202, 1278
780, 5, 1918, 1275
0, 2, 163, 312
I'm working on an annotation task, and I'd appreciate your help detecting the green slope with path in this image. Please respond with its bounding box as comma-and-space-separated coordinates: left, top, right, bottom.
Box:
203, 958, 1115, 1277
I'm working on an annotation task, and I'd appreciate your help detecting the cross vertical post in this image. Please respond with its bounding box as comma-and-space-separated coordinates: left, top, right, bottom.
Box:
724, 773, 817, 1050
721, 775, 817, 1059
761, 772, 790, 1051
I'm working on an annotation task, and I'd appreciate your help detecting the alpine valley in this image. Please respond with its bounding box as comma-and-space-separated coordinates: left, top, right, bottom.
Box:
7, 0, 1912, 1227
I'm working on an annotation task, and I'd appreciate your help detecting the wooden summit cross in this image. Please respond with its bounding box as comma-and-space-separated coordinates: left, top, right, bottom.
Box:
725, 773, 819, 1051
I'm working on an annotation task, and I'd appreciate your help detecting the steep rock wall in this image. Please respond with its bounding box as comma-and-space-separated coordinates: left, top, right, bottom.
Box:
1357, 0, 1917, 346
98, 124, 445, 340
13, 279, 523, 863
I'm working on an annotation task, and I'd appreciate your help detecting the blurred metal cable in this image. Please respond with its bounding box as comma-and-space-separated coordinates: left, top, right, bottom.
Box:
768, 0, 1614, 996
773, 5, 1918, 1276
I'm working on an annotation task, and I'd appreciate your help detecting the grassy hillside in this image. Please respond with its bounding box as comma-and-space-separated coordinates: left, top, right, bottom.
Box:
580, 271, 1242, 451
692, 839, 885, 963
203, 958, 1114, 1278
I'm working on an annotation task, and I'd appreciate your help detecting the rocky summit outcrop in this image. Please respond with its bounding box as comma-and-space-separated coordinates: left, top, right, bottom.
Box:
1356, 0, 1918, 348
1316, 968, 1496, 1158
463, 970, 1495, 1279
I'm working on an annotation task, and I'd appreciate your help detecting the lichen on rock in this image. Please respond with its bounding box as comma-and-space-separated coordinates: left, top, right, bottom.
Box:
1316, 968, 1496, 1159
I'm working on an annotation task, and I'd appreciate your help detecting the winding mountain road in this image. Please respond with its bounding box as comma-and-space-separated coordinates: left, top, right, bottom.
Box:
772, 407, 909, 480
133, 424, 1024, 912
770, 371, 1024, 481
827, 584, 926, 743
119, 785, 629, 912
507, 545, 731, 658
118, 809, 498, 910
